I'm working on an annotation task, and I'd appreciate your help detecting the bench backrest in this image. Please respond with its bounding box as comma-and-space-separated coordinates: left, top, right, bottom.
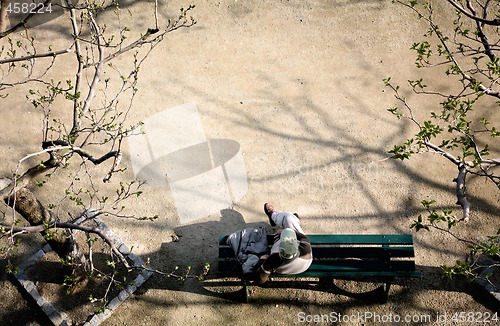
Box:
217, 234, 421, 278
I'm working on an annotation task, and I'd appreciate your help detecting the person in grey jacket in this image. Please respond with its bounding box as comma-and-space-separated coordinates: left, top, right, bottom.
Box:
226, 225, 268, 278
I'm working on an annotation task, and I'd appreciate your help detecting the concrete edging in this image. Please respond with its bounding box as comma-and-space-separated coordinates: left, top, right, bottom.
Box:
12, 218, 152, 326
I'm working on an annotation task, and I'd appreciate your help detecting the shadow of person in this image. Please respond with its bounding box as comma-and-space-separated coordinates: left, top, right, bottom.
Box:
135, 208, 271, 300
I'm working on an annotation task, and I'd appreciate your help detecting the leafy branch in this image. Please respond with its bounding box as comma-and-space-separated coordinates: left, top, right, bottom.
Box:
411, 200, 499, 290
391, 0, 499, 292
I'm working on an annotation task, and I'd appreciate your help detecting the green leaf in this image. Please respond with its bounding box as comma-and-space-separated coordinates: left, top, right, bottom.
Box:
387, 107, 403, 119
491, 127, 500, 137
479, 117, 489, 126
410, 214, 430, 232
421, 199, 436, 209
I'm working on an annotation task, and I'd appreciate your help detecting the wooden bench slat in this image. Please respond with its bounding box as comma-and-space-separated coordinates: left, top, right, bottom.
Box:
310, 247, 415, 258
217, 261, 421, 278
283, 270, 422, 278
217, 259, 418, 273
219, 246, 415, 259
219, 234, 415, 246
307, 234, 414, 245
216, 270, 420, 279
306, 260, 417, 272
217, 260, 418, 273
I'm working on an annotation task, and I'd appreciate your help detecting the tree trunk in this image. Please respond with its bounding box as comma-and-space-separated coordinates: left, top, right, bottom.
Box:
0, 0, 8, 33
7, 187, 88, 270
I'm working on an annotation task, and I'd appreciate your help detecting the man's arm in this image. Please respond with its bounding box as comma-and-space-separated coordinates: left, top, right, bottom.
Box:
297, 233, 312, 259
253, 253, 282, 285
295, 231, 310, 243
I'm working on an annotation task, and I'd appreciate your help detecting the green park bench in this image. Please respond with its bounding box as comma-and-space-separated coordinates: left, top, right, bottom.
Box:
216, 234, 422, 303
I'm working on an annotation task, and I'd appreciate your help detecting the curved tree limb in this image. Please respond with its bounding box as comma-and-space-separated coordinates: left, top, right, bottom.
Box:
447, 0, 500, 26
0, 155, 60, 200
42, 140, 120, 165
464, 0, 496, 61
423, 141, 471, 221
397, 0, 500, 99
1, 219, 131, 270
0, 140, 120, 200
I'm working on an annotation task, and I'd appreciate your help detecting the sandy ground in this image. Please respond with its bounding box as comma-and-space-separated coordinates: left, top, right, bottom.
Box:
1, 0, 499, 325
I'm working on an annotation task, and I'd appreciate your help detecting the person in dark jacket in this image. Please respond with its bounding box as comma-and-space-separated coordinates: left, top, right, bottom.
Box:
253, 203, 312, 285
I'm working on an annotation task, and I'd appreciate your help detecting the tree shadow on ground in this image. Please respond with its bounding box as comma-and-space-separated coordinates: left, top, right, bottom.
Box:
1, 280, 54, 326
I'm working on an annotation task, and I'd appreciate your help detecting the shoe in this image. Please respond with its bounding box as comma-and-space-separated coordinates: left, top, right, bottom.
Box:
293, 213, 300, 219
264, 203, 276, 226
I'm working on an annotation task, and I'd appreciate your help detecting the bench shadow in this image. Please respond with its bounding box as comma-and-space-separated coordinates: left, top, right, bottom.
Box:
201, 265, 499, 312
203, 276, 393, 303
134, 209, 499, 313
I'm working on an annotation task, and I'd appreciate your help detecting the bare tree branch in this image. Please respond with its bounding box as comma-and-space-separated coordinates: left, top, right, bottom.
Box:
42, 140, 120, 165
83, 28, 160, 69
0, 140, 121, 200
481, 158, 500, 165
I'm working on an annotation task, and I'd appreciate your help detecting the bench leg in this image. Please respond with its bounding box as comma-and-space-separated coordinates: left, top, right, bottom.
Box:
242, 280, 249, 303
379, 278, 394, 303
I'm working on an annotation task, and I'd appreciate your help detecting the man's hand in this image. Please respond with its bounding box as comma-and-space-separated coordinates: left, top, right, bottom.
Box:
273, 228, 284, 241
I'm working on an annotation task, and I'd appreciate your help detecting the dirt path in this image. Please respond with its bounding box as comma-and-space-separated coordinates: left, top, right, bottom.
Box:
1, 1, 498, 325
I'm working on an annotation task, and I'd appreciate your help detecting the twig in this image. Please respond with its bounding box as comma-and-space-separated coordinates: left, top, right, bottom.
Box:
154, 0, 159, 31
82, 28, 160, 69
429, 220, 477, 246
0, 49, 71, 64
